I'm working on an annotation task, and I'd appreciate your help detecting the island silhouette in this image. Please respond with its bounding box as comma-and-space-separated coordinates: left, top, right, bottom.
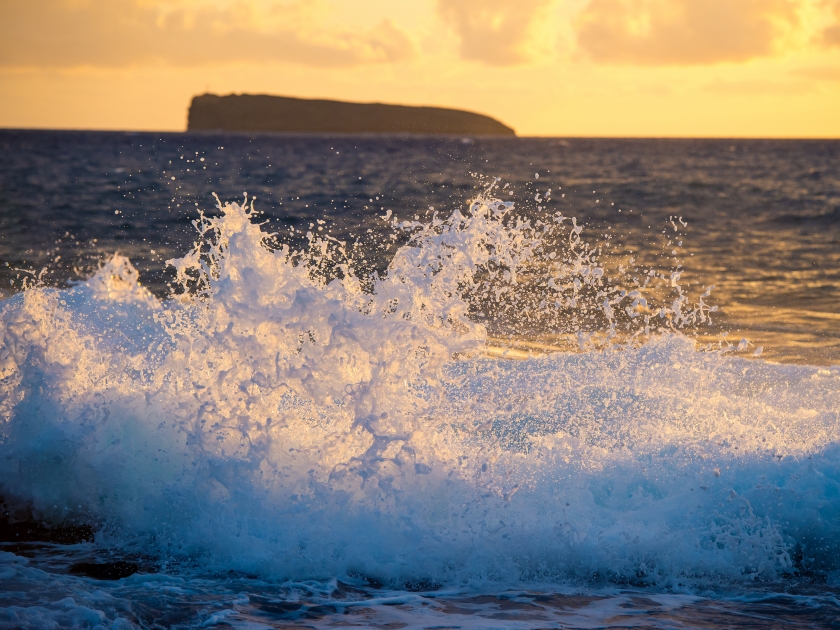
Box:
187, 93, 515, 136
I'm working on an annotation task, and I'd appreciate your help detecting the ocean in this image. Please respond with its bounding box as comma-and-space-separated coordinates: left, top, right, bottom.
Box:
0, 130, 839, 628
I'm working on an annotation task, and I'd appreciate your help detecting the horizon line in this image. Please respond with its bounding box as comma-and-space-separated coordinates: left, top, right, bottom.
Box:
2, 126, 840, 141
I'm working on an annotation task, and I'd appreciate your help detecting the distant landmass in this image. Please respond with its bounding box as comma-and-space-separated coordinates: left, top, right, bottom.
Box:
187, 93, 515, 136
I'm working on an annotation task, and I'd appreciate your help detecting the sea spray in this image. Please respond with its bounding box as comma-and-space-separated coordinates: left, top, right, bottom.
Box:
1, 188, 839, 589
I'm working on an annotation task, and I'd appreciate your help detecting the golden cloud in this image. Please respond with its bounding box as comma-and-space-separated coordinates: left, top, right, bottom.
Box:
0, 0, 414, 69
823, 0, 840, 46
437, 0, 552, 65
704, 76, 812, 94
575, 0, 800, 65
793, 66, 840, 81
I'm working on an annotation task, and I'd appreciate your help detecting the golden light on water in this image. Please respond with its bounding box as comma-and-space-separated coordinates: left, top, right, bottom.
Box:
0, 0, 839, 136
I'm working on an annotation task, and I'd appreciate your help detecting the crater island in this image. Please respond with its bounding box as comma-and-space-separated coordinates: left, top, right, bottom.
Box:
187, 93, 515, 136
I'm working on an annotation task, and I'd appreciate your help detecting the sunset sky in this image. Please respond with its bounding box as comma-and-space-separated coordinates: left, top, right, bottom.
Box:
1, 0, 839, 136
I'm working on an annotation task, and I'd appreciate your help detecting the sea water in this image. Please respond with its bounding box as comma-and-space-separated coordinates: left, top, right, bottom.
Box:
0, 131, 839, 628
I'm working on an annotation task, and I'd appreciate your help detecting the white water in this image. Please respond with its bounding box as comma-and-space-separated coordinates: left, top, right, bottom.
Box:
1, 188, 839, 597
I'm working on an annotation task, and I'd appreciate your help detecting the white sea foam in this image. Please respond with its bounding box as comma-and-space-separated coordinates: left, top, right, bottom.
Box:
1, 188, 839, 593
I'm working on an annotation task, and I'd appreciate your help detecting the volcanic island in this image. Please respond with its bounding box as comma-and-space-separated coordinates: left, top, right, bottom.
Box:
187, 93, 516, 136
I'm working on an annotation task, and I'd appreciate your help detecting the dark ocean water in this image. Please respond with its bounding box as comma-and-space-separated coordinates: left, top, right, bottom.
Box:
1, 131, 838, 363
1, 130, 839, 629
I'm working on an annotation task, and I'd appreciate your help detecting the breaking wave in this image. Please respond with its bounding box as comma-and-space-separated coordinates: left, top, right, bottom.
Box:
1, 185, 839, 590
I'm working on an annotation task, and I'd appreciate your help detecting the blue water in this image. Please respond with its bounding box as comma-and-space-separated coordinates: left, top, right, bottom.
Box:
1, 130, 839, 629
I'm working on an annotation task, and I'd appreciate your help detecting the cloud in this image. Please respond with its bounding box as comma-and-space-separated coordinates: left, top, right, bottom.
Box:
0, 0, 414, 69
575, 0, 800, 65
704, 77, 812, 94
793, 66, 840, 81
437, 0, 552, 65
823, 1, 840, 47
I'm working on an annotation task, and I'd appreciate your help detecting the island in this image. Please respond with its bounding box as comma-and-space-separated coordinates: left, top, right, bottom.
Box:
187, 93, 515, 136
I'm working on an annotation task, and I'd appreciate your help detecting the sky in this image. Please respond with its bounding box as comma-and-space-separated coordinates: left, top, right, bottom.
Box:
0, 0, 839, 136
